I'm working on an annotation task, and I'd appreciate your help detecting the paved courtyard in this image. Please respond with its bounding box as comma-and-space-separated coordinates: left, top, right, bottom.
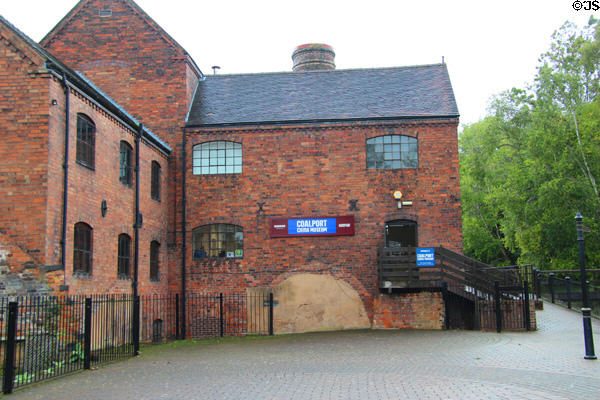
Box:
8, 302, 600, 399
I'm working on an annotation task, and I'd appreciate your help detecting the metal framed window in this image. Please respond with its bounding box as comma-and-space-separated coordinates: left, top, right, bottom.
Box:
150, 241, 160, 281
73, 222, 92, 274
151, 161, 161, 201
119, 141, 133, 186
117, 234, 131, 279
192, 141, 242, 175
76, 114, 95, 169
366, 135, 418, 169
192, 224, 243, 259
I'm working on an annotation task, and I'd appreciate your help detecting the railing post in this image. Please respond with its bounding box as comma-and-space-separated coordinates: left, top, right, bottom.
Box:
268, 292, 274, 336
523, 280, 531, 331
442, 282, 450, 330
473, 293, 481, 331
494, 281, 502, 333
566, 276, 572, 309
535, 271, 542, 299
84, 297, 92, 370
219, 293, 224, 338
3, 301, 18, 394
549, 273, 555, 303
175, 293, 180, 340
133, 295, 140, 356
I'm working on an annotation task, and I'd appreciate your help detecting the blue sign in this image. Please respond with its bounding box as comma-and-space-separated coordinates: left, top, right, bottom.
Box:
288, 218, 337, 235
417, 248, 435, 267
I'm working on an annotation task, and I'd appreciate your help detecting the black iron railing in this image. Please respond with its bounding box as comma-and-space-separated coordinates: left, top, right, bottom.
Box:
0, 291, 274, 394
534, 270, 600, 318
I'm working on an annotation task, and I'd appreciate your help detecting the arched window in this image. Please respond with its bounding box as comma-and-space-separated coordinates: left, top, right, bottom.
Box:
118, 233, 131, 279
192, 224, 243, 258
385, 220, 417, 248
192, 141, 242, 175
119, 141, 133, 186
150, 241, 160, 281
73, 222, 93, 274
76, 114, 95, 169
151, 161, 161, 201
366, 135, 418, 169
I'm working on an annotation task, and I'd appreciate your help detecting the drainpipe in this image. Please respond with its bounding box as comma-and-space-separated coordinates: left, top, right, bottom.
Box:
181, 129, 187, 338
133, 124, 142, 298
59, 74, 70, 291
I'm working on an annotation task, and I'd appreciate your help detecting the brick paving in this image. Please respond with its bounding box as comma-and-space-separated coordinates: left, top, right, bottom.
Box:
8, 302, 600, 400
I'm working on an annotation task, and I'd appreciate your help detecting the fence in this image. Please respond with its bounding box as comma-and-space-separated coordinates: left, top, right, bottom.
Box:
534, 270, 600, 318
444, 276, 534, 332
0, 292, 274, 394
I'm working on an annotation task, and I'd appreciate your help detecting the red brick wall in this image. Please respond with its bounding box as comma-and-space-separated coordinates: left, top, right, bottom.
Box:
373, 292, 445, 329
183, 119, 462, 322
42, 0, 201, 294
58, 79, 169, 294
0, 23, 51, 265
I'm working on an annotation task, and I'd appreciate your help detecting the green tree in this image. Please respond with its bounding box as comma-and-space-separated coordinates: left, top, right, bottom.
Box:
460, 18, 600, 269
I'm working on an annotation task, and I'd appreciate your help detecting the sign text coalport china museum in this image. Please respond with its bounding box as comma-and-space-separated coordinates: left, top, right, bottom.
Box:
269, 216, 355, 238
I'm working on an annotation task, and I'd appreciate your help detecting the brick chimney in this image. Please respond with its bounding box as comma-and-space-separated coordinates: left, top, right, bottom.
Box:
292, 44, 335, 72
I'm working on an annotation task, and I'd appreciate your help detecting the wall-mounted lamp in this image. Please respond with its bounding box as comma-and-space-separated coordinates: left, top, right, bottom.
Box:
393, 190, 412, 209
51, 99, 58, 106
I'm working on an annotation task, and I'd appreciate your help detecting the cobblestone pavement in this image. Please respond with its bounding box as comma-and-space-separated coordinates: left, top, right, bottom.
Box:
8, 302, 600, 400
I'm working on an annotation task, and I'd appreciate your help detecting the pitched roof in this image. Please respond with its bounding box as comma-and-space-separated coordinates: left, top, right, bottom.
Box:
0, 14, 171, 154
186, 64, 459, 127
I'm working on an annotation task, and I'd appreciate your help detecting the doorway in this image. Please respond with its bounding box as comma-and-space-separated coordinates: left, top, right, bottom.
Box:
385, 220, 417, 248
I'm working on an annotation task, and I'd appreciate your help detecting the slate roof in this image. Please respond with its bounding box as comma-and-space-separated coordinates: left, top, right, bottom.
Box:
0, 14, 171, 155
186, 64, 459, 127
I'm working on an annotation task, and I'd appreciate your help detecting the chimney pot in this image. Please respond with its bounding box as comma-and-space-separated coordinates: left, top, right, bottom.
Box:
292, 43, 335, 72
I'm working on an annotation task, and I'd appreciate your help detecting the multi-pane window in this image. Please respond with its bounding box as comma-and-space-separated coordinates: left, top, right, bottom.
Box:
150, 241, 160, 281
76, 114, 95, 169
151, 161, 161, 201
366, 135, 418, 169
192, 224, 243, 259
192, 141, 242, 175
117, 234, 131, 279
119, 141, 133, 186
73, 222, 92, 274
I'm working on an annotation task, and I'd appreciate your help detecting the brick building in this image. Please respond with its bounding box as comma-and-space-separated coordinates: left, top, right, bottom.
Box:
0, 0, 462, 331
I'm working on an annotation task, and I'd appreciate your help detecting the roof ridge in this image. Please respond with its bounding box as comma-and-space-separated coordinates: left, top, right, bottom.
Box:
205, 63, 447, 78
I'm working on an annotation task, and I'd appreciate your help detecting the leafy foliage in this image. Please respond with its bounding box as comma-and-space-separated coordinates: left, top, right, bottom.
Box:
461, 18, 600, 269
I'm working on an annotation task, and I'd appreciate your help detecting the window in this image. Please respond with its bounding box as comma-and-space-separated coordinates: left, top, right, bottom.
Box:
73, 222, 92, 274
119, 141, 133, 186
366, 135, 418, 169
76, 114, 95, 169
118, 234, 131, 279
151, 161, 161, 201
150, 241, 160, 281
193, 224, 243, 259
192, 141, 242, 175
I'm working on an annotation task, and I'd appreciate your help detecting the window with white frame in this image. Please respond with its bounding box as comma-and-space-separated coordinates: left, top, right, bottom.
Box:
192, 141, 242, 175
366, 135, 418, 169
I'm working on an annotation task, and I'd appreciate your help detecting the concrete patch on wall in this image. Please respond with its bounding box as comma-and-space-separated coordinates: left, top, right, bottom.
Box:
250, 273, 370, 334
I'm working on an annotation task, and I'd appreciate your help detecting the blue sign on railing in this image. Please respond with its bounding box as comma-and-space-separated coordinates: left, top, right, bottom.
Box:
417, 248, 435, 267
287, 218, 337, 235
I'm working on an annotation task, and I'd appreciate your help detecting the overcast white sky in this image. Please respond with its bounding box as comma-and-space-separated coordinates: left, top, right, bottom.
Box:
2, 0, 598, 127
